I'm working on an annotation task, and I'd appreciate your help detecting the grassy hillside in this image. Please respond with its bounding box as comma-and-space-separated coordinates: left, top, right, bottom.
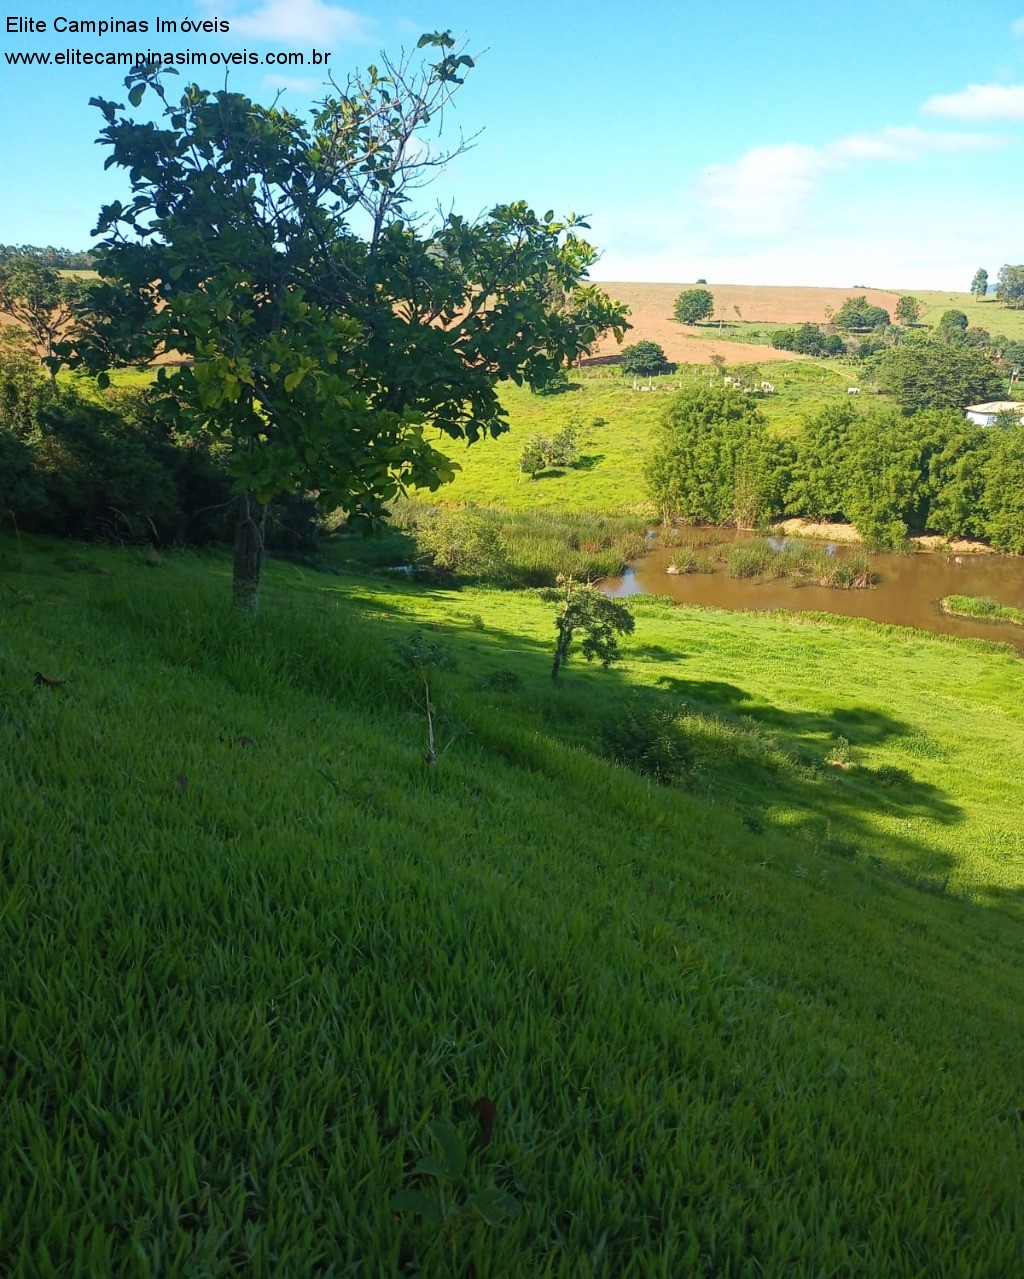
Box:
911, 289, 1024, 338
3, 535, 1023, 1276
431, 363, 869, 514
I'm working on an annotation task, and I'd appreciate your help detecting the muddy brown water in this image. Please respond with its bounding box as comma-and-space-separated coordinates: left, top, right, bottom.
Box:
603, 530, 1024, 652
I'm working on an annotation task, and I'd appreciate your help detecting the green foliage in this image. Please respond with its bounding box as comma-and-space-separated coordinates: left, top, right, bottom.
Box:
833, 296, 891, 332
935, 309, 969, 341
673, 287, 715, 325
518, 436, 547, 481
557, 283, 632, 361
856, 336, 886, 359
75, 53, 617, 609
0, 243, 95, 269
996, 263, 1024, 309
0, 254, 91, 363
416, 507, 511, 583
873, 335, 1004, 412
895, 295, 924, 326
550, 575, 634, 678
517, 425, 578, 479
970, 268, 989, 298
620, 340, 670, 378
981, 425, 1024, 552
600, 695, 690, 782
941, 593, 1024, 624
770, 323, 844, 356
393, 504, 646, 588
546, 424, 579, 468
786, 404, 858, 520
783, 405, 1004, 546
645, 382, 786, 527
391, 1118, 518, 1228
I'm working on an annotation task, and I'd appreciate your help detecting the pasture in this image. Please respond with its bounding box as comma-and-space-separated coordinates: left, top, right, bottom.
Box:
2, 536, 1023, 1275
585, 280, 1024, 363
430, 361, 867, 513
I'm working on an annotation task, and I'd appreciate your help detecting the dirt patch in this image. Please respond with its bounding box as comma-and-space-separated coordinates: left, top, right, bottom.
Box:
911, 535, 996, 556
774, 521, 999, 556
588, 280, 903, 366
773, 519, 863, 544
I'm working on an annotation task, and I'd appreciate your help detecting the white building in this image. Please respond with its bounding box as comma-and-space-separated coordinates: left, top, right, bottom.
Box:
963, 400, 1024, 427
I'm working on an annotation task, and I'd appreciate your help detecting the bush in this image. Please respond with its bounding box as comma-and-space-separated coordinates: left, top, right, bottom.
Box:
600, 696, 690, 782
770, 323, 843, 357
621, 341, 670, 379
673, 288, 714, 325
0, 429, 48, 526
416, 507, 511, 582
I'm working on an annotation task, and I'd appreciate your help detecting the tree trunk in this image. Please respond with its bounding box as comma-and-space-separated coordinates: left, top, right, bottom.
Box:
233, 493, 268, 613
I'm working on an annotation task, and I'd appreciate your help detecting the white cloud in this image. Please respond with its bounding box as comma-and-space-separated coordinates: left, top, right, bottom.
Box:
696, 124, 1000, 237
832, 125, 999, 159
701, 143, 830, 235
921, 82, 1024, 121
1012, 17, 1024, 36
231, 0, 369, 46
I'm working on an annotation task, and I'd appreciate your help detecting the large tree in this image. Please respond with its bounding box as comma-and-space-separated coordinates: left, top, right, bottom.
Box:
673, 287, 714, 325
996, 264, 1024, 310
620, 340, 670, 379
970, 267, 988, 298
72, 45, 627, 610
895, 295, 923, 327
0, 255, 91, 365
874, 335, 1004, 412
833, 295, 891, 332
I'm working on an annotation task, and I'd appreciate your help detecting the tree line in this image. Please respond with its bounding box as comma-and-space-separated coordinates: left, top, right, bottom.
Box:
0, 244, 95, 270
646, 382, 1024, 551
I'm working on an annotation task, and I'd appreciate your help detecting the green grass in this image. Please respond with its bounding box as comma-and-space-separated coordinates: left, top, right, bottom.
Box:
941, 593, 1024, 625
913, 289, 1024, 338
3, 535, 1024, 1275
433, 362, 868, 515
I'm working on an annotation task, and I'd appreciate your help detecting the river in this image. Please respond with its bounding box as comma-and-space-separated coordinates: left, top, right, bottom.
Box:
603, 530, 1024, 651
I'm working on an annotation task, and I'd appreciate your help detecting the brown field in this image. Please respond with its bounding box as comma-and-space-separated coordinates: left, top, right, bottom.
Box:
4, 278, 906, 370
589, 281, 903, 365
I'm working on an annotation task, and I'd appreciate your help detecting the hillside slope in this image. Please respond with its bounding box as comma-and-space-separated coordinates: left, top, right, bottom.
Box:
2, 538, 1023, 1276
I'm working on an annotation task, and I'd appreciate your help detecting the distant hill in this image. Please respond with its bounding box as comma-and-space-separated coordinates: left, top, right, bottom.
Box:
587, 281, 1024, 363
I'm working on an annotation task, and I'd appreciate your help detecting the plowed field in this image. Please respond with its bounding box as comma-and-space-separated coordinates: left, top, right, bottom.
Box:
589, 281, 903, 365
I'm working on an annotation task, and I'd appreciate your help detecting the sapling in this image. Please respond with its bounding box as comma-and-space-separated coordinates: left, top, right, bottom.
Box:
550, 574, 634, 680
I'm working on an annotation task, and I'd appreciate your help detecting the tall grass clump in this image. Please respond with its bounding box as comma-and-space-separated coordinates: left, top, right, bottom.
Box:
723, 538, 877, 588
392, 504, 647, 586
941, 593, 1024, 624
725, 539, 778, 579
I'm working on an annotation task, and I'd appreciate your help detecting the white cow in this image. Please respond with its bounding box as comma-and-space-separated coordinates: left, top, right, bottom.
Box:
847, 387, 861, 395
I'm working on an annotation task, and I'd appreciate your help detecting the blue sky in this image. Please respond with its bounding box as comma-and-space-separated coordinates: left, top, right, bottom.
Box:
3, 0, 1024, 287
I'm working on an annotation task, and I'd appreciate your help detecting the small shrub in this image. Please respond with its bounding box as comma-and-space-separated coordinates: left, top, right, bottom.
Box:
477, 669, 522, 692
600, 697, 689, 782
518, 437, 548, 480
417, 508, 510, 583
546, 425, 579, 468
391, 631, 458, 673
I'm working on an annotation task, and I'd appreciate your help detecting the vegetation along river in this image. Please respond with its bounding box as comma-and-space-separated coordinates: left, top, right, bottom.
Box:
604, 530, 1024, 651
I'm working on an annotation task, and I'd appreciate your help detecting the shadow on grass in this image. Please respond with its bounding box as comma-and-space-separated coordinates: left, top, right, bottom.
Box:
44, 539, 974, 909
